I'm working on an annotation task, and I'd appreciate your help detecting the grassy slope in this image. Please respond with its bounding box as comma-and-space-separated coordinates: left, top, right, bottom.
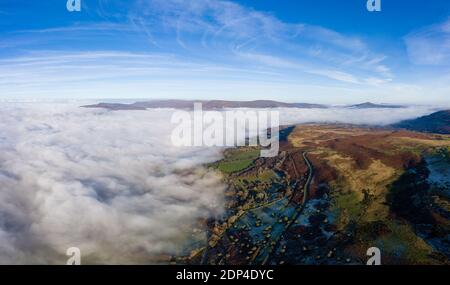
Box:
290, 125, 450, 264
214, 149, 260, 174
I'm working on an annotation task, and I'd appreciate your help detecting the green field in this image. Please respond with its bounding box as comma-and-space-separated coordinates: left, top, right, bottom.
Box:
215, 149, 260, 174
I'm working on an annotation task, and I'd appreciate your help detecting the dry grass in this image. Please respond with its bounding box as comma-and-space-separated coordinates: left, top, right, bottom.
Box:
323, 152, 398, 221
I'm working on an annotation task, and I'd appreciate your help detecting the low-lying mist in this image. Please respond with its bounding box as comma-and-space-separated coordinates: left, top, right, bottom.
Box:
0, 103, 226, 264
279, 106, 437, 126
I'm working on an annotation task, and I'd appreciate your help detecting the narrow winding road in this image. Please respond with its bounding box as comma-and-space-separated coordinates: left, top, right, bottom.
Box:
262, 151, 314, 264
302, 152, 313, 204
201, 151, 314, 265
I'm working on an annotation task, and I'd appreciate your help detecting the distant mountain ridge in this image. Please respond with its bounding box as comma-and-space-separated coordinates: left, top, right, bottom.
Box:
82, 100, 410, 111
82, 100, 328, 110
392, 110, 450, 134
348, 102, 404, 109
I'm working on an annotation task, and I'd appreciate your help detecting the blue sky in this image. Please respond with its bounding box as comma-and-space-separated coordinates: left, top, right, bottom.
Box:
0, 0, 449, 104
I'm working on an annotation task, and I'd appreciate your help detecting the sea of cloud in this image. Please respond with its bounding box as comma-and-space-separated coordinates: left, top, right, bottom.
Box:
0, 102, 226, 264
278, 105, 438, 126
0, 102, 439, 264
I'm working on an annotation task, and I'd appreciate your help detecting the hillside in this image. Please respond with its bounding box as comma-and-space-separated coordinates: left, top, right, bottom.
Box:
393, 110, 450, 134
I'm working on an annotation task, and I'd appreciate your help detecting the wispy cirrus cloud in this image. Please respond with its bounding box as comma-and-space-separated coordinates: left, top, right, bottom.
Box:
306, 69, 360, 84
2, 0, 448, 103
5, 0, 391, 86
129, 0, 388, 76
405, 17, 450, 65
14, 22, 134, 34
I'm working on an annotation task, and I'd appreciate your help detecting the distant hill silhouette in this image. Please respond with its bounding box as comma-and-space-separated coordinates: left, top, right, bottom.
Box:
348, 102, 404, 109
82, 100, 328, 110
392, 110, 450, 134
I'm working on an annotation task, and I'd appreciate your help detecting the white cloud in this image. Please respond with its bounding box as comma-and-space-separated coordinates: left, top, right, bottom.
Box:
0, 0, 406, 101
15, 23, 134, 34
307, 69, 360, 84
278, 106, 437, 126
126, 0, 392, 82
364, 77, 392, 86
235, 52, 300, 69
138, 1, 372, 54
405, 18, 450, 65
0, 103, 225, 264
